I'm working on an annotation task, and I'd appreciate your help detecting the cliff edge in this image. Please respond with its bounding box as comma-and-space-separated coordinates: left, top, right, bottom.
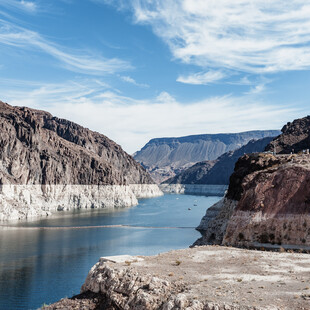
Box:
0, 101, 162, 221
45, 247, 310, 310
195, 153, 310, 248
194, 116, 310, 249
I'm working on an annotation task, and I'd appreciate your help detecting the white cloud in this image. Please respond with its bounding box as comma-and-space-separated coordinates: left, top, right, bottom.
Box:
246, 84, 266, 95
0, 19, 131, 75
0, 78, 304, 154
120, 75, 149, 88
177, 71, 226, 85
20, 0, 36, 12
108, 0, 310, 74
0, 0, 37, 13
156, 91, 175, 103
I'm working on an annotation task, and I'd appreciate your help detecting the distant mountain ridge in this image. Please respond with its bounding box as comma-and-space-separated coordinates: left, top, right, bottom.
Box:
163, 137, 274, 185
134, 130, 280, 183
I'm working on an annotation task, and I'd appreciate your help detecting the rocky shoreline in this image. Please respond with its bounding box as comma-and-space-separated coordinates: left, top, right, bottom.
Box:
0, 184, 162, 221
159, 184, 227, 196
45, 246, 310, 310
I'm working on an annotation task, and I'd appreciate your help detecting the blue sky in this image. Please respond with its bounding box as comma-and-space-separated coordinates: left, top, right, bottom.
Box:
0, 0, 309, 153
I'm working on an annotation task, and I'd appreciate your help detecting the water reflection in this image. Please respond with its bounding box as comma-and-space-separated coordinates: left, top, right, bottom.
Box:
0, 194, 221, 310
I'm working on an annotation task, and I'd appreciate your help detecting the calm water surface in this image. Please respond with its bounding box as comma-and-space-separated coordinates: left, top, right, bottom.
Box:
0, 194, 221, 310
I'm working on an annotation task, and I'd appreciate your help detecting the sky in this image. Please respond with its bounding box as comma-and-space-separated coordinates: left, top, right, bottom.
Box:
0, 1, 309, 153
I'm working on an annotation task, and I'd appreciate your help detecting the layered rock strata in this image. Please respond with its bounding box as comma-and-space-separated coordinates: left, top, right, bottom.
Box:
134, 131, 280, 183
164, 137, 274, 186
0, 101, 162, 221
195, 153, 310, 248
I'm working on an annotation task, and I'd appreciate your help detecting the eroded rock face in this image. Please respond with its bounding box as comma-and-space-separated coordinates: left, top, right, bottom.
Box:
0, 101, 152, 186
194, 198, 237, 246
265, 115, 310, 154
0, 101, 162, 220
223, 155, 310, 247
195, 153, 310, 248
134, 130, 280, 183
46, 247, 310, 310
164, 137, 274, 186
81, 263, 176, 309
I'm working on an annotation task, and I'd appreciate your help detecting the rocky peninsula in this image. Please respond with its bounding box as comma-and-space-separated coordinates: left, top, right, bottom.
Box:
45, 246, 310, 310
0, 101, 162, 221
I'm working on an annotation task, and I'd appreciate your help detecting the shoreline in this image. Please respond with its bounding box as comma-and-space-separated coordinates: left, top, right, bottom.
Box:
0, 224, 196, 230
0, 183, 163, 222
45, 245, 310, 310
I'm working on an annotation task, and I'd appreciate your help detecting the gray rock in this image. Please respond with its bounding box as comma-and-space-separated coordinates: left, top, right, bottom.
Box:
134, 131, 280, 183
0, 101, 162, 221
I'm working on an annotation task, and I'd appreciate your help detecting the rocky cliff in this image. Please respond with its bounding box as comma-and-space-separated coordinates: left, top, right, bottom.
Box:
164, 137, 274, 185
265, 116, 310, 154
134, 130, 280, 183
194, 116, 310, 248
195, 153, 310, 248
0, 101, 162, 221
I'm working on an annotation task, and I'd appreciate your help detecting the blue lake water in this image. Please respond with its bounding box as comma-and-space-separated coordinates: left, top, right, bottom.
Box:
0, 194, 221, 310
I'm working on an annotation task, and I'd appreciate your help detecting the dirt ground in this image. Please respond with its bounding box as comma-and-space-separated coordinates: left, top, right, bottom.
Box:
131, 246, 310, 309
46, 246, 310, 310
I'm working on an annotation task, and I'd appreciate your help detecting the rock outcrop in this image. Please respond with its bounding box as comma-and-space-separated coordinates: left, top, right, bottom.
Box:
134, 131, 280, 183
45, 247, 310, 310
0, 101, 162, 221
265, 116, 310, 154
195, 153, 310, 248
195, 116, 310, 248
164, 137, 274, 185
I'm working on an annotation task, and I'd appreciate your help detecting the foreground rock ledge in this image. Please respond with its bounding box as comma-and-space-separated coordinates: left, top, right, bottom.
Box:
45, 246, 310, 310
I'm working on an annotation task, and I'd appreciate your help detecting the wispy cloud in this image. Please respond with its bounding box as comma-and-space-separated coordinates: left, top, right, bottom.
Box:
120, 75, 149, 88
0, 19, 131, 75
0, 0, 37, 14
246, 84, 266, 95
177, 71, 226, 85
0, 78, 304, 153
107, 0, 310, 74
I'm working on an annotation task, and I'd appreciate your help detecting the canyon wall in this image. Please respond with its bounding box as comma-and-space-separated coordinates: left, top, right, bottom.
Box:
0, 101, 162, 221
195, 153, 310, 248
164, 137, 274, 186
134, 130, 280, 183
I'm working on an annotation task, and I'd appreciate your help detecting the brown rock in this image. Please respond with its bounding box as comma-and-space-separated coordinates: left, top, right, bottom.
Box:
0, 101, 153, 186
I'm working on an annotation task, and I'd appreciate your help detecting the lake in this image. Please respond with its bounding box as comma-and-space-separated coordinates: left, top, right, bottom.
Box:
0, 194, 221, 310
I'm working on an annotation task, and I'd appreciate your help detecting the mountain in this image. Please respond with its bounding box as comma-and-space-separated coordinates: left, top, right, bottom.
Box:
265, 116, 310, 154
164, 137, 274, 185
194, 116, 310, 248
134, 130, 280, 183
0, 101, 161, 221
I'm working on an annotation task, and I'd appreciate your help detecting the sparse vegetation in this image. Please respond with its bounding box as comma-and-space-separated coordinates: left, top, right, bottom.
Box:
279, 247, 286, 253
